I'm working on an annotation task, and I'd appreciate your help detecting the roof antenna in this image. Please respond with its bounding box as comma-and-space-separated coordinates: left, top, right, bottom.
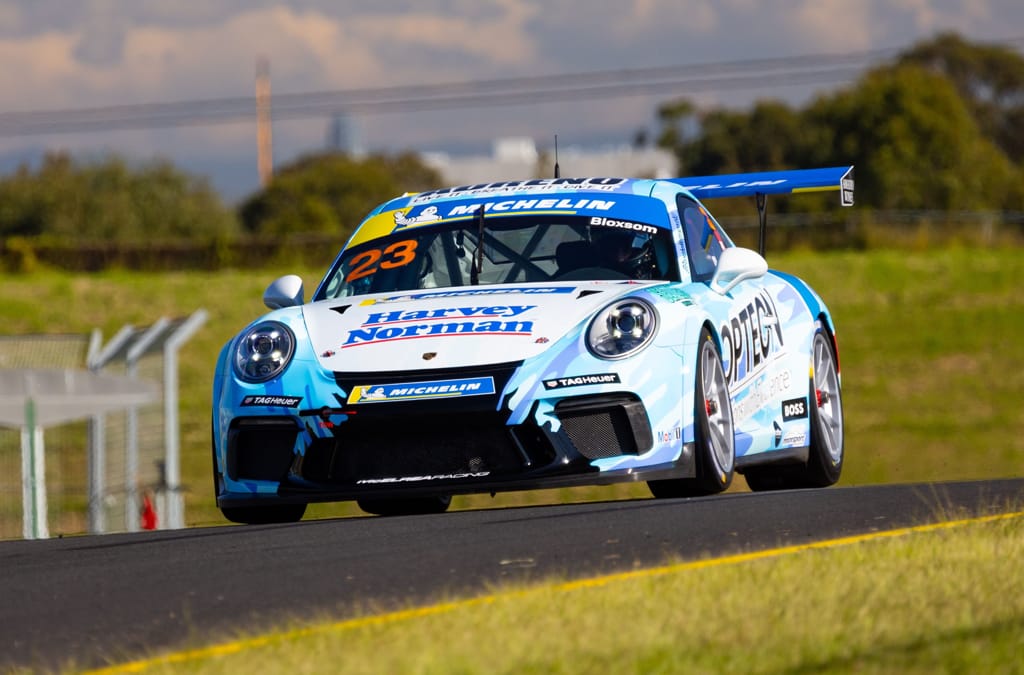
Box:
553, 135, 560, 178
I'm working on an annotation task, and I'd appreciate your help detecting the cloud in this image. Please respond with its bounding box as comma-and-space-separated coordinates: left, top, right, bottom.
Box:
791, 0, 873, 51
0, 0, 1021, 200
0, 31, 84, 109
0, 3, 550, 108
888, 0, 996, 33
74, 2, 129, 66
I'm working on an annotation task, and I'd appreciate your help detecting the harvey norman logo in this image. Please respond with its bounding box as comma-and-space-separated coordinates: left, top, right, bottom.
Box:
347, 376, 496, 404
343, 305, 535, 347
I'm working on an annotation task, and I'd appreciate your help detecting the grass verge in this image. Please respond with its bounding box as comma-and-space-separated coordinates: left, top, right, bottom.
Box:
85, 508, 1024, 674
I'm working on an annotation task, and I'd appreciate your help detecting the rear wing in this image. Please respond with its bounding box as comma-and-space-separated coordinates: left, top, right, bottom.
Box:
669, 166, 855, 256
670, 166, 854, 206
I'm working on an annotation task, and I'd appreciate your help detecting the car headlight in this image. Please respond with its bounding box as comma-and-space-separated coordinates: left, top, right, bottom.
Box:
586, 298, 658, 360
233, 321, 296, 382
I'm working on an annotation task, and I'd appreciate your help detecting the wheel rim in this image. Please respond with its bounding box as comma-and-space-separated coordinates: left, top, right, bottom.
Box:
812, 334, 843, 463
701, 340, 734, 475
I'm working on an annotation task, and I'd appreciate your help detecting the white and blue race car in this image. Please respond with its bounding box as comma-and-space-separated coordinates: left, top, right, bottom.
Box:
212, 167, 852, 522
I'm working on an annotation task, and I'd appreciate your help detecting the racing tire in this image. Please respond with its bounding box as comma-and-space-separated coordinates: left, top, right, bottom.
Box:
220, 503, 307, 525
357, 495, 453, 517
744, 330, 844, 491
649, 327, 735, 498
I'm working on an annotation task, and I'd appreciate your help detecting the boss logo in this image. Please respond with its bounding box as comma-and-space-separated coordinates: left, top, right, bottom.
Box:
782, 397, 808, 421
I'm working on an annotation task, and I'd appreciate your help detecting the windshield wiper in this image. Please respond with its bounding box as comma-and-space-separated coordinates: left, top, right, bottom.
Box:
471, 205, 485, 285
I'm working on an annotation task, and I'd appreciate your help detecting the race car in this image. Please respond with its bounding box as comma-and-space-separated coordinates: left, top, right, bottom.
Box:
212, 166, 852, 522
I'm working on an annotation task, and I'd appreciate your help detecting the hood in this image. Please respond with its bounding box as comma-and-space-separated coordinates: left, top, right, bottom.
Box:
302, 281, 662, 372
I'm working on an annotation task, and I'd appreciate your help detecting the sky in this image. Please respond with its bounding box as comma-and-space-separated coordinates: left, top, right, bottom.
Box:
0, 0, 1022, 202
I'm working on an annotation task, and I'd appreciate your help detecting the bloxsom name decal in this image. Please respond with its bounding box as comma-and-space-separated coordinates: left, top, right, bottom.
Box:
347, 376, 496, 404
343, 305, 536, 347
588, 216, 658, 234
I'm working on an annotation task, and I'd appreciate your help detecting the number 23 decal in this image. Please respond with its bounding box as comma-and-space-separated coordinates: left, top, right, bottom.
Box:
346, 240, 418, 282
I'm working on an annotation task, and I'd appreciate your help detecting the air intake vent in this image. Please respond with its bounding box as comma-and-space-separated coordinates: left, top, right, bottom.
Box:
555, 394, 652, 460
228, 418, 299, 481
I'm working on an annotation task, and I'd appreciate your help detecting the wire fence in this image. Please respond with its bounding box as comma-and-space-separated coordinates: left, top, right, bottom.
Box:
0, 334, 168, 539
0, 335, 92, 539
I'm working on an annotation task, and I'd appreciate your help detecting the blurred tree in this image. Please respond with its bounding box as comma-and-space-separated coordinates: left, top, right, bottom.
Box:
898, 31, 1024, 164
0, 152, 237, 239
804, 64, 1023, 210
688, 101, 808, 176
239, 151, 444, 237
655, 99, 697, 175
656, 99, 825, 214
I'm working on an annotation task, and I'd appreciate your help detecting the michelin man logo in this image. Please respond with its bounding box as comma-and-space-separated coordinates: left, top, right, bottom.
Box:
360, 387, 387, 401
394, 205, 440, 227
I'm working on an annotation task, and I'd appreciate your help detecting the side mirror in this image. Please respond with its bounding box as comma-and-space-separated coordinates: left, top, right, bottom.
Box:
263, 275, 305, 309
709, 247, 767, 295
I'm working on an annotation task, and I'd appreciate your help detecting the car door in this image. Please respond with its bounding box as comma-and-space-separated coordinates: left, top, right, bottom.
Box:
677, 193, 793, 457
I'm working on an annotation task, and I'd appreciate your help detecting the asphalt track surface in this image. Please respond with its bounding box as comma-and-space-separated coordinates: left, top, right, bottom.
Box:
2, 478, 1022, 672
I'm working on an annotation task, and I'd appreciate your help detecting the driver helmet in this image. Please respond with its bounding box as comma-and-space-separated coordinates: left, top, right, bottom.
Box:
593, 229, 655, 279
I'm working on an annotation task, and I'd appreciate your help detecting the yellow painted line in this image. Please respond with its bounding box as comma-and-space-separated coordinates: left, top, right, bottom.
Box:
86, 509, 1024, 674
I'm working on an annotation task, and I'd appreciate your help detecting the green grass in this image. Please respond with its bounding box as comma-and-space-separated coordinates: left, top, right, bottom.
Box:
779, 248, 1024, 486
84, 509, 1024, 674
2, 247, 1023, 530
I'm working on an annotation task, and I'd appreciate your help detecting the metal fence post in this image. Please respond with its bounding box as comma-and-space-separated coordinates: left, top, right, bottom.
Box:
21, 398, 48, 540
163, 310, 208, 530
87, 325, 137, 535
123, 319, 170, 532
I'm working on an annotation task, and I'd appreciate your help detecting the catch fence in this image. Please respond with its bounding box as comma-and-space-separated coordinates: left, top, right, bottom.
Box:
0, 312, 205, 539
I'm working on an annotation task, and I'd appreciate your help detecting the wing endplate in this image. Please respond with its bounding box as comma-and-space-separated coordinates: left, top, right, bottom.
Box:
670, 166, 854, 206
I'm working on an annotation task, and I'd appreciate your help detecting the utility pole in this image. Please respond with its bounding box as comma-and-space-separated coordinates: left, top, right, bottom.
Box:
256, 56, 273, 187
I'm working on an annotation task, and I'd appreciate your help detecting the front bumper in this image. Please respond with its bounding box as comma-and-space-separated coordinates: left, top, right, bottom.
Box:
217, 365, 695, 507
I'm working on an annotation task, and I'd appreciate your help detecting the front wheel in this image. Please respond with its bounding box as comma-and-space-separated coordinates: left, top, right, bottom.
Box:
649, 328, 735, 498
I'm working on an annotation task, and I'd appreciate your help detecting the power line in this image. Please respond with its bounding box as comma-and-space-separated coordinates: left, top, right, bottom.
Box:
0, 65, 867, 136
0, 38, 1021, 138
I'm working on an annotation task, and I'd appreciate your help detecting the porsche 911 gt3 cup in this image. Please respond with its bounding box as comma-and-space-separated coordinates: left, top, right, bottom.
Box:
212, 166, 852, 522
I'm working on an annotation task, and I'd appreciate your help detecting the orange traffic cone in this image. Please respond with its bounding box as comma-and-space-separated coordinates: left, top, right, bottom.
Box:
141, 493, 158, 530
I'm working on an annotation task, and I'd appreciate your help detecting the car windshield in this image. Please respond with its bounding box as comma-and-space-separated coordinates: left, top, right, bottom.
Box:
316, 214, 679, 300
